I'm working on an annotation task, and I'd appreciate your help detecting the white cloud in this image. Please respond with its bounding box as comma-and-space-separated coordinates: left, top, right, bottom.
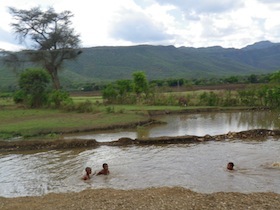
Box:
154, 0, 244, 13
1, 0, 280, 51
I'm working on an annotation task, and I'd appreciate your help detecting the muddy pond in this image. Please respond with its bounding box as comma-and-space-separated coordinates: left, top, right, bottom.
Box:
0, 110, 279, 197
63, 110, 279, 141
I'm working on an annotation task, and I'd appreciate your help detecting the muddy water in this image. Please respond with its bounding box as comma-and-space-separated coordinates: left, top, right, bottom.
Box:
0, 139, 279, 197
0, 110, 279, 198
63, 110, 280, 142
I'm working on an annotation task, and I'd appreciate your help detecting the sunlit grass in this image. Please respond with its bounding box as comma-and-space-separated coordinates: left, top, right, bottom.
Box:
71, 96, 103, 104
0, 108, 147, 138
0, 97, 14, 106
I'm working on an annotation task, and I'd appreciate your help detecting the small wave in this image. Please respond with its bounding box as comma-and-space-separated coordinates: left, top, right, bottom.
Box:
262, 162, 280, 169
271, 162, 280, 168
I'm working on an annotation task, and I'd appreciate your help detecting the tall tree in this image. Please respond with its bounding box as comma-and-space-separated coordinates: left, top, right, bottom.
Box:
133, 71, 149, 96
9, 6, 81, 89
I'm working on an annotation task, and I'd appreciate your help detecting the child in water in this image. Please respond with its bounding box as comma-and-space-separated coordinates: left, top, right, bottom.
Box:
227, 162, 234, 170
97, 163, 110, 175
82, 167, 92, 180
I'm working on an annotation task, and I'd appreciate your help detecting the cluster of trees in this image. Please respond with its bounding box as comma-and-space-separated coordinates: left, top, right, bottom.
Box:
75, 73, 272, 92
15, 67, 279, 109
197, 84, 280, 108
237, 71, 280, 108
103, 71, 280, 108
102, 71, 149, 104
13, 68, 71, 108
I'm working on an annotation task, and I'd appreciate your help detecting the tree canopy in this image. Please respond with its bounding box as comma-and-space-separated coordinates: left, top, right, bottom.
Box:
17, 68, 50, 108
133, 71, 149, 96
9, 6, 81, 89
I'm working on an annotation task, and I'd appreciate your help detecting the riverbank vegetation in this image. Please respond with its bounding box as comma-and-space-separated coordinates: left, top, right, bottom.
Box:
0, 69, 279, 140
102, 71, 280, 108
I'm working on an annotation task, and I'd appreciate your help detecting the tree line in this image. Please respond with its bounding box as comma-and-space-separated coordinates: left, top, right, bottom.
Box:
2, 6, 279, 109
101, 71, 280, 108
75, 73, 271, 92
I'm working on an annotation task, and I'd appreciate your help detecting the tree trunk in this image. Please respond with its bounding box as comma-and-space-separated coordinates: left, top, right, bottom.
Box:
49, 67, 61, 90
53, 73, 61, 90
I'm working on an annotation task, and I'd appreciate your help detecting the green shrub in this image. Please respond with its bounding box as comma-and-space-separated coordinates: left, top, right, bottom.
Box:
75, 100, 94, 113
199, 91, 220, 106
13, 90, 25, 104
106, 106, 115, 113
61, 98, 76, 111
48, 90, 71, 108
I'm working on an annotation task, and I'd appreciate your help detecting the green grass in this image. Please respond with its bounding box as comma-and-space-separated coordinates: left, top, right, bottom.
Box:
0, 97, 14, 106
101, 104, 197, 112
71, 96, 103, 104
0, 89, 250, 140
0, 108, 148, 139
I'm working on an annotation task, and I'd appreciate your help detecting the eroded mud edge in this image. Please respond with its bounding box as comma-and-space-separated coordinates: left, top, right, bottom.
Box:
0, 129, 279, 152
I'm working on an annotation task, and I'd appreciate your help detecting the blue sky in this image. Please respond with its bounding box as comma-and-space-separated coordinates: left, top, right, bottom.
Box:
1, 0, 280, 51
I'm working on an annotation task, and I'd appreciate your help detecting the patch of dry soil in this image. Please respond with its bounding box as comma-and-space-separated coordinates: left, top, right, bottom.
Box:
0, 187, 279, 210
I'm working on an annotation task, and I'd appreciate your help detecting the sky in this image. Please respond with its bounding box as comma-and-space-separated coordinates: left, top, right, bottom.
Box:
1, 0, 280, 51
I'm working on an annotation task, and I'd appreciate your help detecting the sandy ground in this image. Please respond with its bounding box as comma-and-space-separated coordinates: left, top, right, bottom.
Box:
0, 187, 279, 210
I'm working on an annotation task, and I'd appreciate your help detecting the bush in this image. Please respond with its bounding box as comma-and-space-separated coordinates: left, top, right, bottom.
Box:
105, 106, 115, 113
199, 91, 220, 106
75, 100, 94, 113
13, 90, 25, 104
61, 98, 75, 112
102, 84, 118, 104
48, 90, 71, 108
17, 68, 50, 108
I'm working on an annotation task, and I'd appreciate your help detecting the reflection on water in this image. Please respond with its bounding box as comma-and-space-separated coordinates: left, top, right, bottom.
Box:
0, 138, 279, 197
150, 110, 279, 137
63, 110, 280, 142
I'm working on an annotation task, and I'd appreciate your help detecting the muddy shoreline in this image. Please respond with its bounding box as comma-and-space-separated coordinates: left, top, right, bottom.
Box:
1, 187, 279, 210
1, 128, 279, 152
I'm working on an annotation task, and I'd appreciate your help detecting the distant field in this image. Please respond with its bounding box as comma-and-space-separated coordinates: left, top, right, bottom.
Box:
71, 96, 103, 104
0, 83, 254, 140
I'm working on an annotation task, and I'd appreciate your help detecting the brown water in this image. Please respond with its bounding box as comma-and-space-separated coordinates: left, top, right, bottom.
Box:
63, 110, 280, 142
0, 110, 279, 198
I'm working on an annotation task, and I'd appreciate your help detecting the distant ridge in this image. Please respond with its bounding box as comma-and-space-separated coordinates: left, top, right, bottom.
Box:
242, 40, 279, 50
1, 40, 280, 89
65, 40, 280, 80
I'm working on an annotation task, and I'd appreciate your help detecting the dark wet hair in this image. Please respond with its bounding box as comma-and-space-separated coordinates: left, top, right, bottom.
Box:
103, 163, 108, 167
85, 167, 91, 171
228, 162, 234, 167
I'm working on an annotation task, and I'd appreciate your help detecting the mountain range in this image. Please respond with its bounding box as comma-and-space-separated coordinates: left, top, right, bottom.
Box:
1, 40, 280, 90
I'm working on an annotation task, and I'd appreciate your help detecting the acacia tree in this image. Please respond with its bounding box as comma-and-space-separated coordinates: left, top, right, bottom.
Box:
9, 6, 81, 89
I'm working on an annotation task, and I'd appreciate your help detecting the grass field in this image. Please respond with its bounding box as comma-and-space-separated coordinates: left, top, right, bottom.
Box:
0, 86, 251, 140
0, 108, 149, 139
0, 95, 189, 139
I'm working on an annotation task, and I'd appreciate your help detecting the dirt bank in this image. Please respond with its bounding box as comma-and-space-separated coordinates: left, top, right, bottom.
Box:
1, 187, 279, 210
1, 129, 279, 152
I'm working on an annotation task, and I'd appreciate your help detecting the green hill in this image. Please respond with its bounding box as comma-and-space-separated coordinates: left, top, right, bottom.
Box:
66, 41, 280, 81
1, 40, 280, 90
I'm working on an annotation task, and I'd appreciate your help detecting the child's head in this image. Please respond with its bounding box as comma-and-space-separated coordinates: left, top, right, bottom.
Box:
227, 162, 234, 170
103, 163, 108, 169
85, 167, 92, 174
